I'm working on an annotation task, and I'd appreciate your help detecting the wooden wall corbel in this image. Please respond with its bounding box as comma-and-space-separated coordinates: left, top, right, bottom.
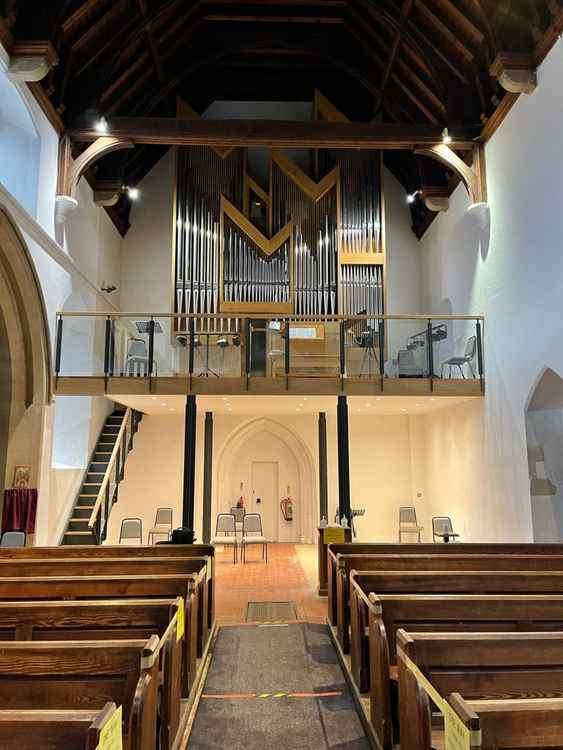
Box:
421, 186, 450, 213
490, 53, 537, 95
415, 143, 487, 206
55, 135, 133, 223
8, 41, 58, 82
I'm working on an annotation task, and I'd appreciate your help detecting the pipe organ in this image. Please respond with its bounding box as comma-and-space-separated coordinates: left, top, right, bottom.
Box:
173, 145, 385, 328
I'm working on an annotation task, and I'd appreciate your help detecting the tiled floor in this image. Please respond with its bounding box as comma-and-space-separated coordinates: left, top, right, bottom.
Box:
214, 543, 326, 624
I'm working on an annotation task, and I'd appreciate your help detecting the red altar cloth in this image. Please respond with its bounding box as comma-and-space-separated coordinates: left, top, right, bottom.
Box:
2, 488, 38, 534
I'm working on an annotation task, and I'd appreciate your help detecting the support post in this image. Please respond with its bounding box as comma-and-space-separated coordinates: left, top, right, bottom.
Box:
182, 394, 197, 531
54, 315, 63, 384
318, 412, 328, 522
202, 412, 213, 543
426, 319, 434, 389
337, 395, 351, 524
476, 319, 484, 394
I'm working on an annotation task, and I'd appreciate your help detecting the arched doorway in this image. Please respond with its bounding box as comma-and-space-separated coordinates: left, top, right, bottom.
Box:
0, 206, 51, 513
525, 367, 563, 542
214, 417, 317, 543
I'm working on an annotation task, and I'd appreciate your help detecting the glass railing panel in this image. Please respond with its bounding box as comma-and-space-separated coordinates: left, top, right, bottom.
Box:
189, 317, 242, 378
58, 314, 106, 376
110, 316, 152, 377
344, 315, 381, 379
286, 319, 340, 378
385, 318, 430, 379
434, 318, 480, 380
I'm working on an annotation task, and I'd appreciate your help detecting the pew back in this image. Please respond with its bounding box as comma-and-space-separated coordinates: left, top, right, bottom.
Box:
451, 693, 563, 749
0, 703, 118, 750
397, 631, 563, 750
325, 542, 563, 615
363, 594, 563, 750
0, 639, 160, 750
335, 553, 563, 643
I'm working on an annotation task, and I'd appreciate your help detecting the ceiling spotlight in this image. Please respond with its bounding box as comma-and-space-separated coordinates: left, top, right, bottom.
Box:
161, 402, 167, 407
127, 186, 140, 201
401, 408, 407, 412
94, 116, 108, 134
442, 127, 452, 145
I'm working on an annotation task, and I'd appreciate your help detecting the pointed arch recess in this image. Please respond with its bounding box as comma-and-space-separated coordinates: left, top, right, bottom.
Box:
214, 417, 318, 543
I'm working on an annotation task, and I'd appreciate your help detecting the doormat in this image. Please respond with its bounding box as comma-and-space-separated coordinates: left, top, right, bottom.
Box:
246, 601, 297, 622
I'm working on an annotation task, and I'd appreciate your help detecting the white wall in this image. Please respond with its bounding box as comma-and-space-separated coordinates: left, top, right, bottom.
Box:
418, 39, 563, 541
0, 58, 124, 543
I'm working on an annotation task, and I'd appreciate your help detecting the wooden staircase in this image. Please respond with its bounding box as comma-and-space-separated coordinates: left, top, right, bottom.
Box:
62, 407, 140, 545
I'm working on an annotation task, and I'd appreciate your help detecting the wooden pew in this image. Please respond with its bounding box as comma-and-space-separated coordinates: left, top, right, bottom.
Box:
325, 542, 563, 624
0, 702, 118, 750
333, 552, 563, 643
397, 631, 563, 750
0, 598, 186, 745
0, 573, 204, 690
359, 594, 563, 750
344, 568, 563, 656
0, 638, 161, 750
0, 556, 212, 655
450, 693, 563, 750
0, 545, 216, 630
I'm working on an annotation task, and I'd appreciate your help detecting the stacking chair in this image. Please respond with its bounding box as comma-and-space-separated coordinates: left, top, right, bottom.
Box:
398, 506, 423, 542
441, 335, 476, 378
432, 515, 460, 543
242, 513, 268, 563
147, 507, 173, 544
212, 513, 238, 563
230, 506, 245, 539
0, 530, 26, 547
126, 338, 150, 376
118, 517, 143, 545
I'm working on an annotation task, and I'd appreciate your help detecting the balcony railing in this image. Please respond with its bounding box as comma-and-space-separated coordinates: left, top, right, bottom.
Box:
54, 312, 484, 392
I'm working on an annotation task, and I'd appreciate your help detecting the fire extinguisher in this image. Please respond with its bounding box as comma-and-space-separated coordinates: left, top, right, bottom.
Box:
280, 486, 293, 522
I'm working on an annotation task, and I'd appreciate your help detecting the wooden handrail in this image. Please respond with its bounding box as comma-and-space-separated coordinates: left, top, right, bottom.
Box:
57, 311, 485, 321
88, 407, 132, 533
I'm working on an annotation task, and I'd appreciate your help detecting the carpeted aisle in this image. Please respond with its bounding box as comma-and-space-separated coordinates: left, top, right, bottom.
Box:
189, 622, 370, 749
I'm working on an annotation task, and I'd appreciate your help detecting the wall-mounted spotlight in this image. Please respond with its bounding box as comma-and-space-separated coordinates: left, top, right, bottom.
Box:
406, 190, 421, 204
126, 186, 140, 201
442, 127, 452, 145
94, 116, 108, 134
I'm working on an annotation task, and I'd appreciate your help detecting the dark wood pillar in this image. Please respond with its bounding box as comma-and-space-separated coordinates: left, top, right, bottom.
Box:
318, 412, 328, 522
182, 394, 197, 530
337, 394, 351, 523
202, 411, 213, 543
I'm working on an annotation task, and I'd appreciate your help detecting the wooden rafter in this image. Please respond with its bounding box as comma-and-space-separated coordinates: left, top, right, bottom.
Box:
137, 0, 165, 83
374, 0, 414, 114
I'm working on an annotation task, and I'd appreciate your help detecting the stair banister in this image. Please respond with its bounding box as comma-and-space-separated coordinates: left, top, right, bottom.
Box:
87, 407, 132, 542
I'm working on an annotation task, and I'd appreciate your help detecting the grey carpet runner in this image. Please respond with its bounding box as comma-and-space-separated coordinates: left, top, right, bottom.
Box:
189, 622, 370, 749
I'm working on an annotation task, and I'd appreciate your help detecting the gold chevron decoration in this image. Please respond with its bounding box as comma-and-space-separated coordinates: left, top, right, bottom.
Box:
221, 196, 292, 256
271, 150, 339, 203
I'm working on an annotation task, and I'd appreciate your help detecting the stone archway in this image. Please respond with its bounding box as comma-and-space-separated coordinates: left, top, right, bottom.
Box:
214, 417, 318, 543
0, 206, 51, 493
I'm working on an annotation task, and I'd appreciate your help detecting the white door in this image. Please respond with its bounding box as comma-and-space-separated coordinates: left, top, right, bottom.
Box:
250, 461, 278, 541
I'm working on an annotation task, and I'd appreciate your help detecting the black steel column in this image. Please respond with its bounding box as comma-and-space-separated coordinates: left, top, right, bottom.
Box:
202, 412, 213, 543
337, 395, 351, 523
318, 412, 328, 522
182, 394, 197, 530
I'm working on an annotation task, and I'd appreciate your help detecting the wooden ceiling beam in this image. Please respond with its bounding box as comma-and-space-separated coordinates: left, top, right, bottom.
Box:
70, 117, 479, 149
202, 14, 344, 24
428, 0, 485, 46
389, 73, 440, 124
375, 0, 415, 112
414, 2, 475, 64
200, 0, 346, 4
137, 0, 165, 83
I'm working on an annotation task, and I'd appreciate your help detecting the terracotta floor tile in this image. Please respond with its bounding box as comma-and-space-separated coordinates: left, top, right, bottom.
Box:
214, 543, 326, 625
